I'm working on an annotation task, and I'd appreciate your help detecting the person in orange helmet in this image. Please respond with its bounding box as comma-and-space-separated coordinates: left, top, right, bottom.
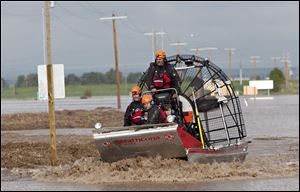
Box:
145, 50, 181, 97
142, 94, 167, 124
124, 86, 145, 126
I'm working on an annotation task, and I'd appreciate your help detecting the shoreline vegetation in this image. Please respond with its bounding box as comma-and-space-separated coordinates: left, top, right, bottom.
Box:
1, 80, 299, 100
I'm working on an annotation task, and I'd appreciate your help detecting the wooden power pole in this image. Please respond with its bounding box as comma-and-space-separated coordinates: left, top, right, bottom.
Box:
170, 41, 187, 55
192, 47, 217, 61
282, 54, 290, 89
190, 48, 201, 57
224, 48, 236, 80
100, 14, 127, 109
44, 1, 57, 166
250, 56, 260, 80
270, 57, 280, 68
144, 30, 165, 59
239, 60, 243, 85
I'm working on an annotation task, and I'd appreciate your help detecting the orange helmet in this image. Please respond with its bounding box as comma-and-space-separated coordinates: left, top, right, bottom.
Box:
141, 95, 153, 104
131, 86, 141, 95
155, 50, 166, 59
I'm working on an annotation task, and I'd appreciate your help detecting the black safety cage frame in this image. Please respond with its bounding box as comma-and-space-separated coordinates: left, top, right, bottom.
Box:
138, 54, 247, 146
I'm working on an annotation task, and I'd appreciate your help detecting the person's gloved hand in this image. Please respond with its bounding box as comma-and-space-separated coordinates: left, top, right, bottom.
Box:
151, 88, 157, 93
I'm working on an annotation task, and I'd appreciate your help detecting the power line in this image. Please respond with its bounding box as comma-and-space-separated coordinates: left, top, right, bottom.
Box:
126, 17, 145, 34
56, 2, 116, 35
76, 2, 115, 32
117, 21, 144, 39
122, 19, 144, 35
52, 13, 99, 40
75, 1, 105, 18
55, 3, 139, 40
62, 3, 140, 41
75, 1, 99, 15
85, 1, 104, 15
56, 2, 95, 19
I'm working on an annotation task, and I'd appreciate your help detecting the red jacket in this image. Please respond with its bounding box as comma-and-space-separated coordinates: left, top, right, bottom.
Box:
124, 101, 145, 126
145, 62, 181, 94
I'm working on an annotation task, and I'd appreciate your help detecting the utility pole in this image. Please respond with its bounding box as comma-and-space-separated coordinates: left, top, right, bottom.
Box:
270, 57, 280, 68
144, 30, 165, 58
170, 41, 187, 55
193, 47, 218, 60
190, 48, 201, 57
205, 47, 218, 61
250, 56, 260, 80
239, 59, 243, 85
282, 53, 290, 89
44, 1, 57, 166
11, 64, 16, 96
153, 30, 157, 54
161, 28, 164, 50
124, 74, 128, 94
224, 48, 236, 80
42, 8, 47, 65
100, 14, 127, 109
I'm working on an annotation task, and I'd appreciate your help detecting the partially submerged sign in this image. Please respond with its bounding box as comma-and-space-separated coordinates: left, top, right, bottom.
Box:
249, 80, 274, 90
248, 80, 274, 96
37, 64, 65, 100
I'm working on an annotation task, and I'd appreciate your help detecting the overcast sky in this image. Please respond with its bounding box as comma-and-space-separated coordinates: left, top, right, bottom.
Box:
1, 1, 299, 79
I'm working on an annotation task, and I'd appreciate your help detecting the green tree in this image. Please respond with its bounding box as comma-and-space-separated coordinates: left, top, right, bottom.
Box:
1, 78, 8, 88
105, 68, 124, 84
81, 72, 105, 85
127, 72, 143, 83
65, 73, 81, 85
16, 75, 26, 87
269, 67, 285, 92
25, 73, 38, 87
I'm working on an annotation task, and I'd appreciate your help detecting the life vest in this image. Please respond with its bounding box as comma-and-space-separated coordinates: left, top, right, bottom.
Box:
153, 69, 171, 89
131, 107, 143, 124
160, 109, 168, 123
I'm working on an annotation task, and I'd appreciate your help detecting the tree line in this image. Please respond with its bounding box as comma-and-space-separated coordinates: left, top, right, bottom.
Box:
1, 68, 143, 88
1, 68, 288, 92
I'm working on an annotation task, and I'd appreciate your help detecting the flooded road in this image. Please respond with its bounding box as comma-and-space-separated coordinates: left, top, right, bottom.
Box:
1, 95, 299, 190
241, 95, 299, 137
1, 168, 298, 191
1, 96, 131, 114
1, 95, 299, 137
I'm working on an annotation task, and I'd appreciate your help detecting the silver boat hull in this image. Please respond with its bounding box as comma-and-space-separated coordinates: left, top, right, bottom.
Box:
187, 141, 248, 163
93, 124, 186, 162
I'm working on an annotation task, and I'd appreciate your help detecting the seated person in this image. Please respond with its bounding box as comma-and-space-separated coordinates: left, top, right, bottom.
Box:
124, 86, 145, 126
141, 94, 167, 124
163, 104, 176, 123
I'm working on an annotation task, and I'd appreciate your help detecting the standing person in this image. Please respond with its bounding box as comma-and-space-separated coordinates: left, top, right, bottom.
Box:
124, 86, 145, 126
142, 94, 167, 124
144, 50, 183, 127
145, 50, 181, 98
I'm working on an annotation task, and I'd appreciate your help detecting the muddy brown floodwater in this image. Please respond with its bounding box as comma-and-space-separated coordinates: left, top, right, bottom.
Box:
1, 107, 124, 131
1, 106, 299, 190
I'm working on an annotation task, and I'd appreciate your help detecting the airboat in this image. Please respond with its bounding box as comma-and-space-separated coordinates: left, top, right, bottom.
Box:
93, 54, 248, 163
